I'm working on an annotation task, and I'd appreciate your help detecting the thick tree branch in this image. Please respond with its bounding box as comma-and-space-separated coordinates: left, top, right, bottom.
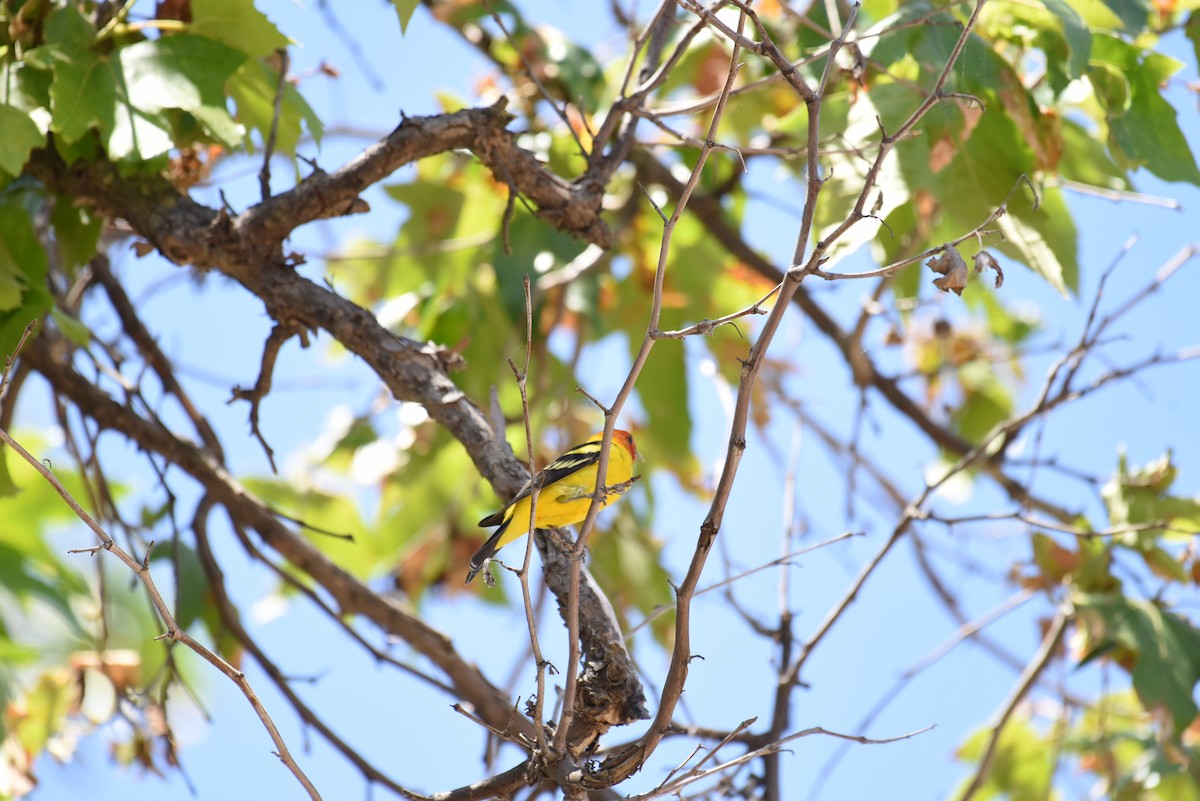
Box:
27, 102, 609, 275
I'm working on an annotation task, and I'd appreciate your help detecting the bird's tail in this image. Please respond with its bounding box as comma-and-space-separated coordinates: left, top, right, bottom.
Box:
465, 522, 509, 585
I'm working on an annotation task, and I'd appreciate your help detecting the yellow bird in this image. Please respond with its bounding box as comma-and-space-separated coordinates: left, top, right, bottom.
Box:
466, 430, 639, 584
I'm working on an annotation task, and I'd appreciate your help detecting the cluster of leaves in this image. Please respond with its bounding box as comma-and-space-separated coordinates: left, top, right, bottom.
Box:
957, 690, 1200, 800
0, 0, 319, 363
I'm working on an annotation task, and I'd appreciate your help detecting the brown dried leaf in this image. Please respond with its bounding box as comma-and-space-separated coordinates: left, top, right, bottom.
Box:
974, 250, 1004, 289
927, 249, 968, 296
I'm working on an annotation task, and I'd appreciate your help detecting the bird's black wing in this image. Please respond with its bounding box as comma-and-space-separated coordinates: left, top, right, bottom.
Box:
477, 439, 604, 525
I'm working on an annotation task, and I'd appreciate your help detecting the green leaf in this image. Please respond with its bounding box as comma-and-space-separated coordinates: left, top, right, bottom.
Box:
49, 308, 90, 347
229, 58, 323, 155
1, 58, 54, 116
950, 358, 1014, 443
189, 0, 290, 57
0, 436, 91, 621
1102, 450, 1200, 547
11, 672, 75, 758
0, 190, 51, 361
50, 195, 102, 271
547, 36, 606, 110
1031, 531, 1077, 583
1100, 0, 1152, 29
48, 46, 117, 146
956, 715, 1057, 798
0, 263, 24, 312
1042, 0, 1092, 81
245, 479, 370, 576
492, 210, 586, 325
1088, 63, 1130, 116
814, 91, 910, 265
392, 0, 421, 34
1075, 594, 1200, 736
965, 285, 1040, 344
937, 104, 1078, 294
116, 35, 246, 148
0, 442, 14, 497
634, 344, 692, 473
45, 3, 95, 50
148, 542, 208, 632
0, 543, 81, 626
1075, 535, 1120, 593
1091, 35, 1200, 185
0, 106, 46, 176
1188, 12, 1200, 71
1140, 545, 1188, 583
1057, 117, 1131, 190
996, 185, 1078, 295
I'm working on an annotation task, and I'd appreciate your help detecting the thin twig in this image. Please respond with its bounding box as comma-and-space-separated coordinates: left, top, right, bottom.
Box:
0, 427, 323, 801
0, 319, 37, 406
192, 498, 423, 799
510, 274, 553, 758
259, 47, 290, 201
229, 322, 305, 473
651, 284, 781, 339
624, 723, 935, 800
624, 531, 860, 639
482, 0, 589, 158
956, 607, 1070, 801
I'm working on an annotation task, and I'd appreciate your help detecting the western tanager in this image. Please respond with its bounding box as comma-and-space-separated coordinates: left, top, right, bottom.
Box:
466, 430, 639, 584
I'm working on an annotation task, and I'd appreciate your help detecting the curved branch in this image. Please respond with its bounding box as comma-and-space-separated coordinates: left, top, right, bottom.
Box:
23, 332, 533, 742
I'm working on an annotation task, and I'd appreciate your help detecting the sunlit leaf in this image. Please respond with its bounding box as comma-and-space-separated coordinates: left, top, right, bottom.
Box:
229, 58, 323, 155
1090, 35, 1200, 185
0, 106, 45, 176
190, 0, 290, 57
1075, 594, 1200, 736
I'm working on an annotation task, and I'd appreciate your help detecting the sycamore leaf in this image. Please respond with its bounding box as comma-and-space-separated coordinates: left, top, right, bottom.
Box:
0, 106, 45, 176
49, 47, 118, 145
229, 58, 323, 155
115, 34, 246, 148
189, 0, 289, 57
1075, 594, 1200, 736
1091, 35, 1200, 185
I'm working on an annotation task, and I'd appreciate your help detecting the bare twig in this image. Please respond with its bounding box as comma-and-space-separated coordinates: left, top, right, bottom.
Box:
510, 274, 553, 757
0, 319, 37, 405
229, 322, 306, 473
956, 607, 1070, 801
259, 47, 290, 201
625, 722, 935, 800
624, 531, 860, 639
651, 284, 781, 339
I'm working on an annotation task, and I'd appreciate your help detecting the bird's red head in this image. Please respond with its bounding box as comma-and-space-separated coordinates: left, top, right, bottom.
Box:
613, 429, 638, 461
